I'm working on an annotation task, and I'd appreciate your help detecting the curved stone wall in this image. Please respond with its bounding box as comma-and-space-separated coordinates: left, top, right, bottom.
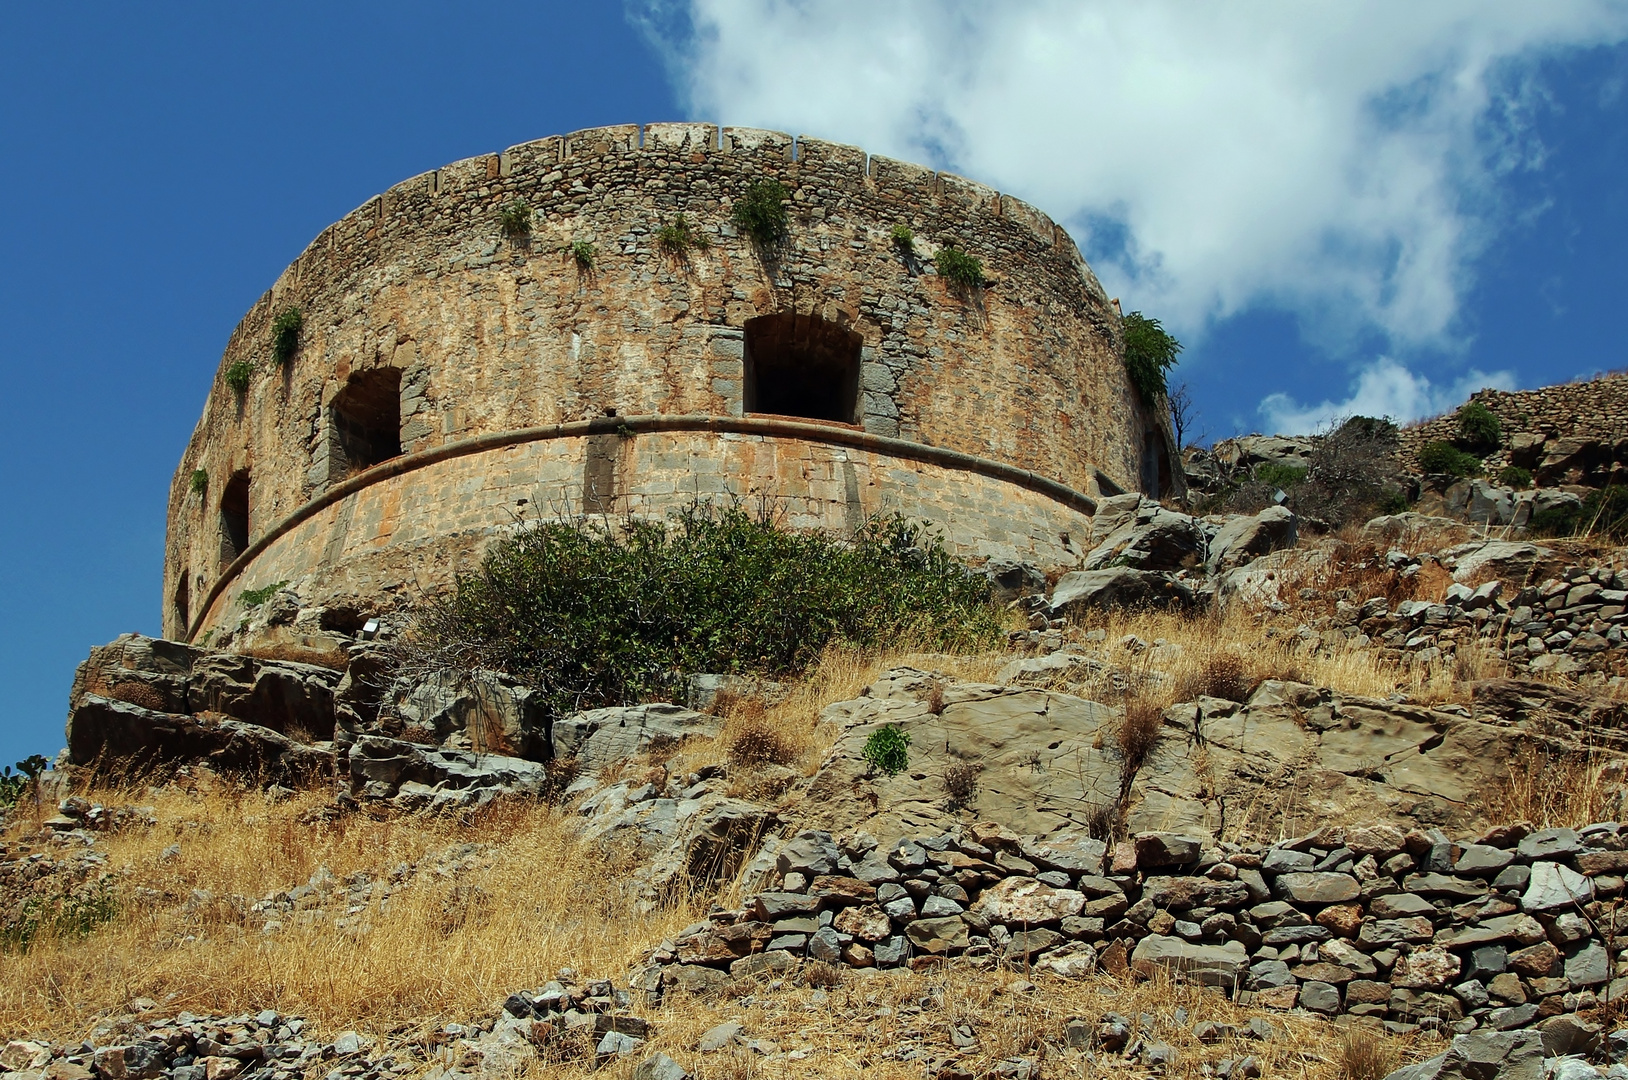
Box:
189, 421, 1098, 638
166, 122, 1160, 638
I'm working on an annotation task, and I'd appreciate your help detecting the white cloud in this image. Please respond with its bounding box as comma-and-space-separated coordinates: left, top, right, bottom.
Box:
1257, 357, 1517, 434
633, 0, 1627, 349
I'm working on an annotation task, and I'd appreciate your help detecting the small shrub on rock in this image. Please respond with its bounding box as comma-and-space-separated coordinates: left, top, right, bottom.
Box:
943, 761, 979, 807
1418, 440, 1482, 478
1254, 463, 1307, 489
225, 360, 254, 393
499, 199, 532, 237
890, 223, 915, 250
190, 469, 209, 496
1456, 400, 1502, 451
862, 724, 911, 776
1498, 464, 1533, 489
1121, 312, 1182, 404
655, 214, 709, 256
934, 246, 984, 289
569, 240, 596, 270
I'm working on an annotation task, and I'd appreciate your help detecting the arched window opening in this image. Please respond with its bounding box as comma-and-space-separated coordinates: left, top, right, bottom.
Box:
174, 575, 190, 634
1140, 431, 1172, 499
743, 313, 862, 425
330, 368, 402, 478
220, 470, 250, 567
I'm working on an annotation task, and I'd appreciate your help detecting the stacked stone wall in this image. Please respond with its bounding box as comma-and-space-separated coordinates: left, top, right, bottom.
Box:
166, 123, 1151, 639
1400, 375, 1628, 484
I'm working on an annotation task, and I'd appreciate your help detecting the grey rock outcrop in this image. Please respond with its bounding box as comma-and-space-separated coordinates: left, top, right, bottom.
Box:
1205, 506, 1298, 574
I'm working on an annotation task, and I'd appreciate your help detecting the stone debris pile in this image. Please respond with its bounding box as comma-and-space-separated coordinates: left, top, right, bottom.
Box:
635, 820, 1628, 1040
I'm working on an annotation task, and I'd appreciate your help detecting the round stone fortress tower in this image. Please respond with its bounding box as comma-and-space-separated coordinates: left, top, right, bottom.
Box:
164, 123, 1177, 642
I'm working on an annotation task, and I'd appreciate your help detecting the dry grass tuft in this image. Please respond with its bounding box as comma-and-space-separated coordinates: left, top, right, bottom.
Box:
1482, 737, 1624, 828
1340, 1026, 1399, 1080
943, 761, 980, 808
1115, 696, 1167, 775
717, 694, 798, 768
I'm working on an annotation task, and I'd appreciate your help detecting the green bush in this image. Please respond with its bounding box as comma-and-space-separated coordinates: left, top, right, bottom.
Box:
1530, 505, 1582, 538
190, 469, 209, 496
934, 246, 984, 289
0, 756, 48, 812
1526, 487, 1628, 541
1418, 441, 1483, 477
890, 223, 915, 250
1121, 312, 1183, 404
499, 199, 532, 237
570, 240, 596, 270
225, 360, 254, 393
732, 179, 789, 244
398, 505, 1002, 720
240, 580, 288, 608
862, 724, 911, 777
1498, 465, 1533, 489
655, 214, 710, 256
270, 307, 302, 365
1254, 463, 1308, 489
1456, 401, 1502, 451
1377, 488, 1409, 515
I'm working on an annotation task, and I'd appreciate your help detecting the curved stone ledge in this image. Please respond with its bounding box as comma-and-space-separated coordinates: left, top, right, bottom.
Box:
187, 414, 1099, 641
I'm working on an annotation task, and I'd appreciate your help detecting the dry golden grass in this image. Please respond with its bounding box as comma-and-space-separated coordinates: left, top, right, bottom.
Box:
0, 775, 701, 1043
1480, 736, 1625, 828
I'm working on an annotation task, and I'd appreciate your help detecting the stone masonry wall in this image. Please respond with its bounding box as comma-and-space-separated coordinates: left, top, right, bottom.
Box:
189, 429, 1097, 638
1400, 375, 1628, 485
166, 123, 1151, 639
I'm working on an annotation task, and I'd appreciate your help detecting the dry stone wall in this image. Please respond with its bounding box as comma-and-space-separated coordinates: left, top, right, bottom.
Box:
167, 123, 1153, 640
1400, 375, 1628, 485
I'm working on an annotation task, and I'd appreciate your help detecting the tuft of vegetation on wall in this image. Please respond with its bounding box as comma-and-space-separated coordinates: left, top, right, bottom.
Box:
569, 240, 596, 270
239, 581, 289, 608
270, 307, 303, 365
499, 199, 532, 237
396, 505, 1002, 720
189, 469, 209, 496
732, 179, 790, 245
655, 214, 710, 257
1456, 400, 1502, 452
1418, 440, 1483, 478
934, 246, 984, 289
890, 224, 915, 250
224, 360, 254, 393
1121, 311, 1182, 404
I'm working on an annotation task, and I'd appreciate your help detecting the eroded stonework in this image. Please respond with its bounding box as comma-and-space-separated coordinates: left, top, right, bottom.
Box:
166, 123, 1168, 639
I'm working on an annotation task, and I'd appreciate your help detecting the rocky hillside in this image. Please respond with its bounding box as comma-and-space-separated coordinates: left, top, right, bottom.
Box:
13, 493, 1628, 1080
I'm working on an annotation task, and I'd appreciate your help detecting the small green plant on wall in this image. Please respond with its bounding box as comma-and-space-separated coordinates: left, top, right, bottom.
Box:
1121, 311, 1182, 403
934, 245, 984, 289
190, 469, 209, 497
270, 307, 302, 364
225, 360, 254, 393
240, 580, 289, 609
569, 240, 596, 270
862, 723, 911, 776
890, 223, 915, 250
656, 214, 710, 257
732, 179, 789, 244
499, 198, 532, 237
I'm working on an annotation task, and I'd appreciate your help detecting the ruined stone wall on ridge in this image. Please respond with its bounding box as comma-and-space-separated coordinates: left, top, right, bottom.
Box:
165, 123, 1155, 639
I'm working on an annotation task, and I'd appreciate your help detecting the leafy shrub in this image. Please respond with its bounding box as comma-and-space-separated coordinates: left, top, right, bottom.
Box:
1418, 440, 1483, 477
240, 580, 289, 608
499, 199, 532, 237
890, 223, 915, 249
1377, 488, 1409, 515
270, 307, 303, 365
732, 179, 789, 244
1456, 401, 1502, 451
934, 246, 984, 289
1530, 504, 1582, 538
0, 755, 49, 811
397, 506, 1001, 721
225, 360, 254, 393
569, 240, 596, 270
1122, 311, 1183, 403
1499, 465, 1533, 489
1254, 463, 1308, 489
862, 724, 911, 776
190, 469, 209, 496
655, 214, 710, 256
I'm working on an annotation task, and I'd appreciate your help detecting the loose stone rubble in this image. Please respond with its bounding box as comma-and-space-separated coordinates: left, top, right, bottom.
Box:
633, 819, 1628, 1043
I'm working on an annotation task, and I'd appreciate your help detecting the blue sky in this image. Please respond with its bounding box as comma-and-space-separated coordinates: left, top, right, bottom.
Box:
2, 2, 1626, 763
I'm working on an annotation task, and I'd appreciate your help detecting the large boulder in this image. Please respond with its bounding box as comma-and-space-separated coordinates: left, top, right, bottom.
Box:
1129, 935, 1248, 988
1445, 541, 1558, 584
1049, 568, 1195, 615
66, 694, 332, 783
1205, 507, 1298, 573
553, 704, 722, 771
389, 670, 548, 759
346, 734, 553, 808
1082, 496, 1205, 572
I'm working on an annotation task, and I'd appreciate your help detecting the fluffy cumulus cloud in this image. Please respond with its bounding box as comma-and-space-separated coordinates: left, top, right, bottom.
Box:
1258, 358, 1517, 434
633, 0, 1626, 351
